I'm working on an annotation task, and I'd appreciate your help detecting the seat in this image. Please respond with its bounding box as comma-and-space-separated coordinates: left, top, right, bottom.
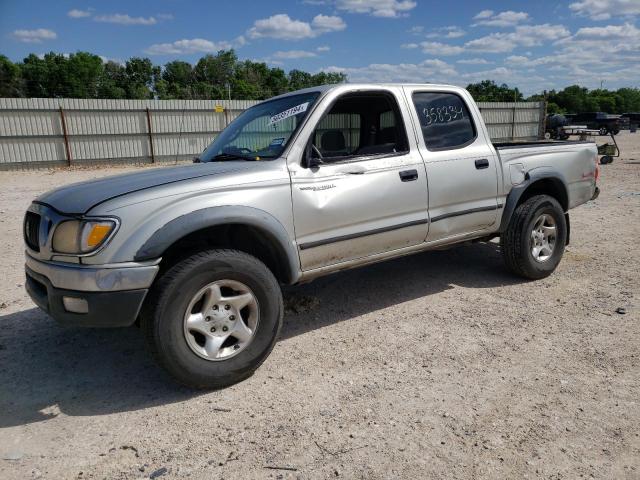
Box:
355, 127, 397, 155
320, 130, 347, 157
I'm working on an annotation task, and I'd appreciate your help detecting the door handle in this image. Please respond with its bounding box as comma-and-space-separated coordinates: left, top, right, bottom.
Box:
399, 169, 418, 182
337, 165, 366, 175
475, 158, 490, 169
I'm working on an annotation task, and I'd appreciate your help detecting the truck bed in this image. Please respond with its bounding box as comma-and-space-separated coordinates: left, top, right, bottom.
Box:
493, 139, 598, 210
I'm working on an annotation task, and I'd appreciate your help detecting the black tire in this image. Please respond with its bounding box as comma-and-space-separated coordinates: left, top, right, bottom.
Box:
599, 127, 608, 136
600, 155, 613, 165
501, 195, 567, 280
141, 249, 283, 389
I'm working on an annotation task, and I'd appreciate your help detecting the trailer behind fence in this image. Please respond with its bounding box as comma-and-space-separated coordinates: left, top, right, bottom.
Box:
0, 97, 545, 170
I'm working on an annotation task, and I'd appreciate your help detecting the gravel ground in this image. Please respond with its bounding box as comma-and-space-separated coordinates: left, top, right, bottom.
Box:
0, 133, 639, 479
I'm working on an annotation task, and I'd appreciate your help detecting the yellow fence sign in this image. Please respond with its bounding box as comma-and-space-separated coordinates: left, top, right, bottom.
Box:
214, 105, 224, 113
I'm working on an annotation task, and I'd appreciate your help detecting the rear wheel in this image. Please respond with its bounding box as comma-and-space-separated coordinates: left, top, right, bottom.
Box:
599, 127, 608, 135
501, 195, 567, 279
141, 249, 283, 389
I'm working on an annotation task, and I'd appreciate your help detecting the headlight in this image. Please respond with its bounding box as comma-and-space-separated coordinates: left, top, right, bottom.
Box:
52, 219, 117, 254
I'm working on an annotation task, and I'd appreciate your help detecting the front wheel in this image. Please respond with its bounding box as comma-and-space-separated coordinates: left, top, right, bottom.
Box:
501, 195, 567, 279
141, 249, 283, 388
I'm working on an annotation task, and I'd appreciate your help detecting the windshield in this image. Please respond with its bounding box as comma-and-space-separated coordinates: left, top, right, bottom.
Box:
200, 91, 320, 162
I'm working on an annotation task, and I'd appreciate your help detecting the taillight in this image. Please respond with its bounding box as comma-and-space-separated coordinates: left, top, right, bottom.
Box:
595, 162, 600, 182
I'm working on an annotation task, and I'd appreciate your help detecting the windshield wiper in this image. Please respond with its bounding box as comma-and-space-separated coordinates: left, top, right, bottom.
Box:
210, 152, 257, 162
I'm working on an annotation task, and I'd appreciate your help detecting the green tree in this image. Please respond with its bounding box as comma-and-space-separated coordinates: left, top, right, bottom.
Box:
160, 60, 194, 99
66, 52, 103, 98
466, 80, 524, 102
98, 61, 127, 98
0, 55, 23, 97
288, 69, 313, 91
124, 57, 158, 99
193, 51, 237, 99
1, 49, 349, 100
20, 53, 51, 97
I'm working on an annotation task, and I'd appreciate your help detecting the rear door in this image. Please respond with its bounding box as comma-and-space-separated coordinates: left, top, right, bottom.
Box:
403, 87, 499, 242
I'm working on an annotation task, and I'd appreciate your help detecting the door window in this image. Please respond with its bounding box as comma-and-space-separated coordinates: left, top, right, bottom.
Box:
311, 92, 409, 163
412, 92, 476, 150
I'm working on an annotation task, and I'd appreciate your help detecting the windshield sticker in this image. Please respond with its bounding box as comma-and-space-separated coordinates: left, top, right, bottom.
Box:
269, 102, 309, 125
269, 137, 285, 147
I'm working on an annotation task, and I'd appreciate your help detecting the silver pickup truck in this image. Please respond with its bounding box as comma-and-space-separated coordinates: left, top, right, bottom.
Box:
24, 83, 599, 387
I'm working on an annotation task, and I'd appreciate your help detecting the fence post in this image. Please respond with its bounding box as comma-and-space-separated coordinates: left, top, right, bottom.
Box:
511, 103, 516, 141
539, 101, 547, 139
145, 107, 155, 163
59, 106, 72, 166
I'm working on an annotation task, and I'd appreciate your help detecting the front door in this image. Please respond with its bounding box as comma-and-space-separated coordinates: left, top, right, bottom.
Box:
403, 87, 500, 242
288, 88, 429, 271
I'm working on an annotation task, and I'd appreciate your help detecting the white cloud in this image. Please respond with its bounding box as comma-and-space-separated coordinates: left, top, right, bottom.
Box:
272, 50, 318, 59
504, 55, 530, 65
465, 24, 570, 53
99, 55, 124, 65
401, 42, 419, 49
457, 58, 491, 65
12, 28, 57, 43
472, 10, 529, 27
473, 10, 494, 20
94, 14, 157, 26
419, 41, 465, 55
316, 45, 331, 52
157, 13, 174, 21
569, 0, 640, 20
311, 14, 347, 33
335, 0, 417, 18
481, 23, 640, 91
324, 58, 458, 83
570, 22, 640, 40
247, 13, 345, 40
408, 26, 424, 34
144, 38, 234, 55
67, 9, 91, 18
425, 26, 466, 39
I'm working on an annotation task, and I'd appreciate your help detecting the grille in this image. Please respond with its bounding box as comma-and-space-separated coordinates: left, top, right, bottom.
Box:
24, 211, 41, 252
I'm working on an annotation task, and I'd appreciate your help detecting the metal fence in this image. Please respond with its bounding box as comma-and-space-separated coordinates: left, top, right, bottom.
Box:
478, 101, 545, 142
0, 97, 545, 170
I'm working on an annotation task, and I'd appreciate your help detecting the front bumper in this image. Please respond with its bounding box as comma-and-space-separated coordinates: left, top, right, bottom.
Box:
25, 254, 159, 327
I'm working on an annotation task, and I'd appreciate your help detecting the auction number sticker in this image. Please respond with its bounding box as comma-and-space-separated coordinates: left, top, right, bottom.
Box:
269, 102, 309, 125
422, 105, 465, 125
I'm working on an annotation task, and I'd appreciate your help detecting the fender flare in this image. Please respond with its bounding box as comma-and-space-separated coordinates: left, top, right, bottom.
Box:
499, 167, 569, 233
134, 205, 301, 284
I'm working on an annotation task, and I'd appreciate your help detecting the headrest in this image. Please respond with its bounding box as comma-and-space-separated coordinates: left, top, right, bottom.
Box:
321, 130, 346, 151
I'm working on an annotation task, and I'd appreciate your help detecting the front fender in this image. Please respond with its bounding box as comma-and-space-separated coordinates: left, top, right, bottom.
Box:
134, 205, 301, 284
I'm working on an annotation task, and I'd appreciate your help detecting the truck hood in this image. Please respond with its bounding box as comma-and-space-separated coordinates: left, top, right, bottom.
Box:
36, 162, 255, 214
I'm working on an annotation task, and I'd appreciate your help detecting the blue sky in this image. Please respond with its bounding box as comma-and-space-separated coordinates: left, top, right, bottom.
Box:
1, 0, 639, 95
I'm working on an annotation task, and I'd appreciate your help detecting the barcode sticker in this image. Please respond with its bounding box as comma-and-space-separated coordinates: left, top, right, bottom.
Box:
269, 102, 309, 125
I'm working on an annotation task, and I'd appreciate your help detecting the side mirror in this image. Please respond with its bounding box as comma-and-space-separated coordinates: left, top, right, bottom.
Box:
306, 155, 323, 169
304, 143, 324, 169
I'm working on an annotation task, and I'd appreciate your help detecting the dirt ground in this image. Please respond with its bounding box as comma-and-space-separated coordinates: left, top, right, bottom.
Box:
0, 133, 638, 480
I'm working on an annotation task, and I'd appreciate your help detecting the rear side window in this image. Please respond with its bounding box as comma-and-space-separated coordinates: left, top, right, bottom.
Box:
412, 92, 476, 150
